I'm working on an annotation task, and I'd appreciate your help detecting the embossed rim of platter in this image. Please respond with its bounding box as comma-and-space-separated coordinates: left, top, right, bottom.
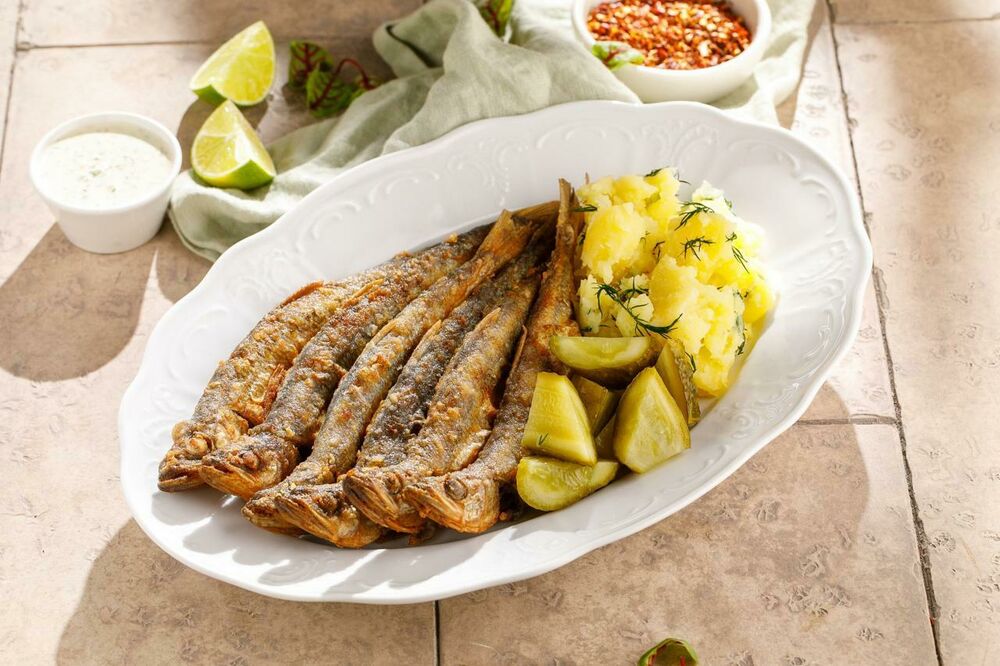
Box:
120, 101, 870, 603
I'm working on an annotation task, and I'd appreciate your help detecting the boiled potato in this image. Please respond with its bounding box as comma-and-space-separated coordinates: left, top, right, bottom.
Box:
614, 367, 690, 473
571, 375, 620, 434
550, 335, 657, 388
522, 372, 596, 465
574, 173, 774, 400
516, 457, 619, 511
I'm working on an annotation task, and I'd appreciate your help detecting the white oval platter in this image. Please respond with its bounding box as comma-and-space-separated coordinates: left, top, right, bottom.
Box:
119, 101, 870, 603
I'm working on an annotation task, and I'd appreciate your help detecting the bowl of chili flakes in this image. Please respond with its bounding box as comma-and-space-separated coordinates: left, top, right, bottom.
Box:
572, 0, 771, 103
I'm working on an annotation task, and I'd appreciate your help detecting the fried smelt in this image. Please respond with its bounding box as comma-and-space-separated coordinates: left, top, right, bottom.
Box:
403, 180, 583, 533
195, 228, 488, 499
157, 240, 476, 493
241, 207, 554, 531
279, 247, 546, 545
344, 274, 538, 534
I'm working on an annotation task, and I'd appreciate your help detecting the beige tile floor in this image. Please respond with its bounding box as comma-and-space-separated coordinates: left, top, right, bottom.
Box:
0, 1, 990, 663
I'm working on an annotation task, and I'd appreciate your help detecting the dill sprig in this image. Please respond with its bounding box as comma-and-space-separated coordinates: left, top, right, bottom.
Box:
536, 434, 549, 448
652, 240, 665, 260
594, 282, 681, 338
675, 201, 715, 230
682, 236, 714, 260
725, 232, 751, 273
686, 351, 697, 371
572, 204, 597, 213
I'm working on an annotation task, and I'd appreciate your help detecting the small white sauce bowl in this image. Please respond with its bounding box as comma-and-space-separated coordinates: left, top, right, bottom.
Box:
29, 112, 181, 254
572, 0, 772, 103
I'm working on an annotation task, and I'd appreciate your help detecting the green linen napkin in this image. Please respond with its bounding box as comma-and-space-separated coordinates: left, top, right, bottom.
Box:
169, 0, 815, 261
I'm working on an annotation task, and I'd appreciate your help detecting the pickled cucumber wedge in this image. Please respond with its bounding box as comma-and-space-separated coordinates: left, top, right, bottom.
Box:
550, 336, 657, 388
522, 372, 597, 465
655, 339, 701, 427
594, 415, 616, 460
637, 638, 699, 665
614, 367, 690, 473
571, 375, 620, 434
516, 456, 619, 511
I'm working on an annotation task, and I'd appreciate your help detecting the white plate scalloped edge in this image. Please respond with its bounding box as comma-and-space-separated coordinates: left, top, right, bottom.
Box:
119, 101, 870, 604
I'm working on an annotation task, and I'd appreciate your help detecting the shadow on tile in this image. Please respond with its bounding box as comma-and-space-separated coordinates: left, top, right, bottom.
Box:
56, 520, 435, 665
0, 221, 207, 381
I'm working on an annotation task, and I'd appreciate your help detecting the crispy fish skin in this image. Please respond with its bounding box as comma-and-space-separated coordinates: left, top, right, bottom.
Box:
404, 180, 584, 533
242, 207, 553, 531
276, 248, 546, 545
343, 271, 539, 535
195, 229, 487, 500
158, 272, 397, 492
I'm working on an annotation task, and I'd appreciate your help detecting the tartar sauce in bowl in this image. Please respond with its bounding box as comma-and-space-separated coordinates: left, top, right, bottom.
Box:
29, 112, 182, 254
39, 132, 174, 209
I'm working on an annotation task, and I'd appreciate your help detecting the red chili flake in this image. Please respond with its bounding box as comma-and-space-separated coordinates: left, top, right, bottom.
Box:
587, 0, 752, 70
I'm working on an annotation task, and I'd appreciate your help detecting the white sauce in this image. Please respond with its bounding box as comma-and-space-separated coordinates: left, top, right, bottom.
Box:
39, 131, 173, 209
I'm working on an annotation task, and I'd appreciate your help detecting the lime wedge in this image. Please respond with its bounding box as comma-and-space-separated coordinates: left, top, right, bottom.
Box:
192, 100, 276, 190
190, 21, 275, 106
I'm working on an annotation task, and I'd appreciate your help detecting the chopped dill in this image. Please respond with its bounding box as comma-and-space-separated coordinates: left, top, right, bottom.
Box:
536, 433, 549, 447
682, 236, 714, 260
572, 204, 597, 213
652, 240, 665, 260
675, 201, 715, 230
645, 167, 663, 177
686, 351, 697, 372
736, 337, 746, 356
724, 197, 735, 211
725, 232, 750, 273
594, 282, 682, 338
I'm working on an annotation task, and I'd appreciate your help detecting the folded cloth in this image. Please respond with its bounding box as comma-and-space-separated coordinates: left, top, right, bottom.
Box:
169, 0, 815, 261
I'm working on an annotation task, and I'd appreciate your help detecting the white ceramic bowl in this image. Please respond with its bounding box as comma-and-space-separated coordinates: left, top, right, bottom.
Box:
29, 112, 181, 254
120, 101, 869, 603
572, 0, 772, 103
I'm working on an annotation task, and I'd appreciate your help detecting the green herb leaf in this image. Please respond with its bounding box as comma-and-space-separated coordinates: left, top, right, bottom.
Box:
652, 240, 665, 260
476, 0, 514, 36
592, 41, 645, 70
681, 236, 714, 260
725, 232, 750, 273
645, 167, 664, 177
288, 40, 329, 89
686, 352, 697, 372
594, 282, 681, 338
638, 638, 698, 666
304, 58, 378, 119
675, 201, 715, 230
573, 204, 598, 213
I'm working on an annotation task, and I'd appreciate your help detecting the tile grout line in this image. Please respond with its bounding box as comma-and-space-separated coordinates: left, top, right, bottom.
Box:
796, 416, 896, 426
14, 33, 364, 52
0, 0, 25, 172
835, 14, 1000, 26
433, 600, 441, 666
825, 6, 944, 665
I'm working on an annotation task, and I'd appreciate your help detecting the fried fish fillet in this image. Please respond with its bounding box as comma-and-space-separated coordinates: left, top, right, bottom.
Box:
403, 180, 583, 533
157, 239, 482, 493
274, 242, 548, 546
241, 206, 554, 532
342, 269, 539, 535
195, 229, 488, 500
